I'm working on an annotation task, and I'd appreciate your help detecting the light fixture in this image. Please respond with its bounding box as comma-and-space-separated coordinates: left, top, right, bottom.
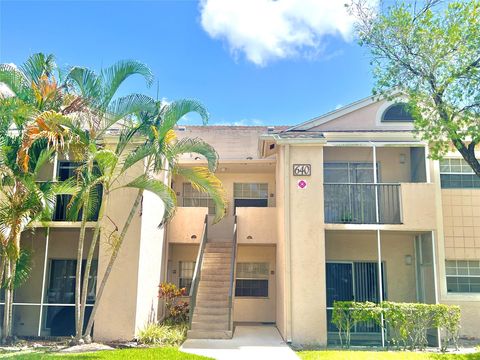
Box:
405, 255, 412, 265
246, 156, 253, 160
247, 235, 253, 240
191, 235, 197, 240
220, 167, 227, 172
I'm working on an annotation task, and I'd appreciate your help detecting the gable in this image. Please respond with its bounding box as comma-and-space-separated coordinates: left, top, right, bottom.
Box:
291, 96, 415, 132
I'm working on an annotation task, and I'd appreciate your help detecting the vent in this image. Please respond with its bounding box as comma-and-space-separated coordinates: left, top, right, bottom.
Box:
177, 126, 186, 131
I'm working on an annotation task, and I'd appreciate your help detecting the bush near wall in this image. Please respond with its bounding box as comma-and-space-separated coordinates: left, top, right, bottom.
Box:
332, 301, 460, 351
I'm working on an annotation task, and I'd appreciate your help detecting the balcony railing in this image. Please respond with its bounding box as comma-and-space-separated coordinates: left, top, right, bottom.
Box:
324, 183, 401, 224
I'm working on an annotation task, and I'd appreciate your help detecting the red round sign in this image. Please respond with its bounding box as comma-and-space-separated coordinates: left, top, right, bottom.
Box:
297, 179, 307, 189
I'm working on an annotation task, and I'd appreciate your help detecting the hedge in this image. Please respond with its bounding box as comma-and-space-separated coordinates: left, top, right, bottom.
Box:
332, 301, 460, 351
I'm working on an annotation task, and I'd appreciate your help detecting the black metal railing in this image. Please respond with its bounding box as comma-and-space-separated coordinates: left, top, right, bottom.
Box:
324, 183, 401, 224
227, 215, 238, 331
188, 215, 208, 328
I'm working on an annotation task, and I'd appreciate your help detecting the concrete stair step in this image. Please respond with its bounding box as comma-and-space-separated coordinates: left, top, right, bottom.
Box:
204, 247, 232, 253
198, 280, 230, 287
194, 306, 229, 315
202, 257, 231, 262
197, 287, 229, 295
201, 269, 230, 275
196, 292, 228, 301
187, 329, 232, 339
193, 299, 229, 307
192, 313, 229, 323
200, 274, 230, 281
203, 252, 231, 258
191, 321, 229, 331
206, 242, 232, 247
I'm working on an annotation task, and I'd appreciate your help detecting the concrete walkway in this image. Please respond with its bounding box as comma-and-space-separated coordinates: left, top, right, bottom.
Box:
181, 325, 299, 360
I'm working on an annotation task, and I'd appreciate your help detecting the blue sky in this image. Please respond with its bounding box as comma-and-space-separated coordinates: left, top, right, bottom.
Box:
0, 0, 375, 126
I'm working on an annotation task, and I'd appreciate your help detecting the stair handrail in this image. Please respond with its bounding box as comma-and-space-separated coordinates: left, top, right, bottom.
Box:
188, 214, 208, 328
227, 215, 238, 331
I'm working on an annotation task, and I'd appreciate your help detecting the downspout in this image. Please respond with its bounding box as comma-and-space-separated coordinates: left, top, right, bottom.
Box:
370, 141, 385, 348
284, 144, 293, 343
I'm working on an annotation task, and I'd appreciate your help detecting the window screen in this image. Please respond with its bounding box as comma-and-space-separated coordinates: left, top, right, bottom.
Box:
235, 262, 269, 297
446, 260, 480, 293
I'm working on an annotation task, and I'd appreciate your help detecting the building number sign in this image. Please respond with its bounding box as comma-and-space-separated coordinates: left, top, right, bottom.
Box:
293, 164, 311, 176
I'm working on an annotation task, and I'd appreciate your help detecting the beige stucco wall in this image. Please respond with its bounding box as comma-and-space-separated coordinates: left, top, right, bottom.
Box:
326, 231, 417, 303
441, 189, 480, 259
400, 183, 437, 230
309, 100, 414, 132
173, 171, 276, 216
288, 144, 327, 346
167, 244, 198, 286
236, 207, 277, 244
275, 146, 287, 340
234, 245, 276, 323
167, 207, 208, 244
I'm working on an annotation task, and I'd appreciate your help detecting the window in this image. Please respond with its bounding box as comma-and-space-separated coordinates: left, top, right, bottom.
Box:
233, 183, 268, 213
53, 161, 102, 221
235, 262, 269, 297
440, 159, 480, 188
381, 103, 414, 122
182, 183, 215, 215
446, 260, 480, 293
47, 259, 98, 304
45, 259, 97, 336
179, 261, 195, 293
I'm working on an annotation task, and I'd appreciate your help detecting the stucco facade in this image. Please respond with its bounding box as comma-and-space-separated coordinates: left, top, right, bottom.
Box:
10, 97, 480, 344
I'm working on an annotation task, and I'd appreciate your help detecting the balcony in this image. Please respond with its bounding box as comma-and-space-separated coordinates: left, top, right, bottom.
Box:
52, 194, 101, 222
167, 207, 208, 243
236, 207, 277, 244
324, 183, 401, 224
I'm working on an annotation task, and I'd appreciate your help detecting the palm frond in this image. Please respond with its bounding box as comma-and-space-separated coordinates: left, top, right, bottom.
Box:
100, 60, 154, 107
65, 66, 102, 103
157, 99, 209, 140
0, 64, 32, 100
165, 137, 219, 172
93, 149, 118, 178
124, 175, 177, 227
12, 248, 32, 288
119, 142, 153, 174
175, 167, 227, 223
20, 53, 56, 85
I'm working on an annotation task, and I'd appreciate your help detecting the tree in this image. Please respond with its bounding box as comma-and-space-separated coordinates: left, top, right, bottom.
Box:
350, 0, 480, 172
0, 54, 78, 342
82, 98, 227, 339
62, 59, 155, 342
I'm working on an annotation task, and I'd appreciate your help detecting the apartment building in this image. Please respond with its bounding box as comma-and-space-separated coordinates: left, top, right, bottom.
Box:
10, 95, 480, 345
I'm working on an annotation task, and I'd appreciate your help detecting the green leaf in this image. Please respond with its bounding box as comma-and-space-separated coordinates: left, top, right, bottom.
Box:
124, 175, 177, 227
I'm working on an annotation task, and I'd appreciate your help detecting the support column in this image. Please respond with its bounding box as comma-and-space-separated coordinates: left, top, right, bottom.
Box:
37, 228, 50, 336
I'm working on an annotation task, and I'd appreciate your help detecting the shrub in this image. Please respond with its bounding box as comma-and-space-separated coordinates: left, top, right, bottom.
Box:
137, 322, 188, 346
158, 282, 189, 324
331, 301, 461, 351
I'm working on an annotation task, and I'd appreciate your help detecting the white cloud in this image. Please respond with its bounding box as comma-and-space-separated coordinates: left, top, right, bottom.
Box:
199, 0, 377, 66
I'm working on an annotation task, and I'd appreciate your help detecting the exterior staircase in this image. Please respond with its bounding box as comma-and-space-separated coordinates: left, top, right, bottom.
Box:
187, 241, 234, 339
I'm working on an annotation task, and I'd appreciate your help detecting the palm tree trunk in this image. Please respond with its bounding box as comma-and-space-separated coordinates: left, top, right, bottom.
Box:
2, 259, 11, 344
74, 193, 90, 341
79, 192, 107, 341
7, 260, 15, 341
84, 189, 143, 336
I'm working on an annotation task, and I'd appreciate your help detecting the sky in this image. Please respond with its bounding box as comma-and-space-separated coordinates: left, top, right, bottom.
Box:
0, 0, 376, 126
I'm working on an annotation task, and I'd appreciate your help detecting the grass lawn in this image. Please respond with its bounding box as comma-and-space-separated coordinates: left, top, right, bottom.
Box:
1, 347, 213, 359
298, 350, 480, 360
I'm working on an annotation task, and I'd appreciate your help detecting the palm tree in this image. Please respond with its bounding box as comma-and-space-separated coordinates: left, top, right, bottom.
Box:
62, 60, 155, 341
0, 54, 79, 342
79, 98, 227, 341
